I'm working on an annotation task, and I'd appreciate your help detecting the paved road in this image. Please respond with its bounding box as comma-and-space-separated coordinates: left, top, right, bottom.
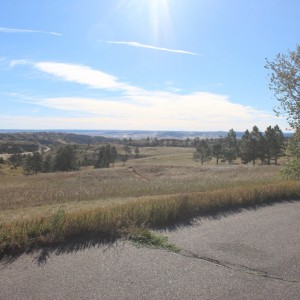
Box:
0, 201, 299, 300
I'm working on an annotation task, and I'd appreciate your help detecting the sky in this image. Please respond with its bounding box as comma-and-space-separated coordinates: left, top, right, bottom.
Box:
0, 0, 299, 131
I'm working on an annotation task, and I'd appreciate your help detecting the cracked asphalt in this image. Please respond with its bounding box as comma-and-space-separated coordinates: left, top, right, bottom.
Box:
0, 201, 299, 300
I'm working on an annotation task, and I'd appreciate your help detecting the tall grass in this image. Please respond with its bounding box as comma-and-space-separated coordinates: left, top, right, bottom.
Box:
1, 148, 297, 257
0, 164, 282, 211
1, 180, 299, 257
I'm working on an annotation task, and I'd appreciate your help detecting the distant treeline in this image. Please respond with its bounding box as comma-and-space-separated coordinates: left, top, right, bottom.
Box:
0, 142, 38, 154
193, 125, 285, 165
1, 124, 289, 174
5, 144, 121, 175
0, 127, 291, 153
0, 132, 112, 153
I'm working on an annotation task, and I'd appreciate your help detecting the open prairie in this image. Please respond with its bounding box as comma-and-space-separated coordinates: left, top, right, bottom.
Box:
0, 146, 283, 221
1, 146, 300, 257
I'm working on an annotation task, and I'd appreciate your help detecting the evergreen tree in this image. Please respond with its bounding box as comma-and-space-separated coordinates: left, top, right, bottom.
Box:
272, 125, 285, 165
240, 130, 252, 164
54, 145, 77, 171
152, 137, 159, 146
223, 129, 238, 164
250, 126, 263, 165
23, 152, 43, 175
134, 147, 140, 159
240, 126, 266, 165
264, 126, 274, 164
32, 152, 43, 174
265, 125, 285, 164
43, 155, 53, 172
193, 137, 200, 147
257, 135, 267, 164
110, 146, 118, 167
9, 153, 22, 168
94, 144, 118, 168
121, 154, 128, 166
184, 138, 191, 147
123, 144, 131, 156
193, 139, 211, 165
23, 155, 34, 175
212, 143, 223, 165
95, 145, 111, 168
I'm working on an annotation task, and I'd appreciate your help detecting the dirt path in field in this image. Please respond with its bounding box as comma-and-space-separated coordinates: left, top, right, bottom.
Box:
128, 166, 149, 181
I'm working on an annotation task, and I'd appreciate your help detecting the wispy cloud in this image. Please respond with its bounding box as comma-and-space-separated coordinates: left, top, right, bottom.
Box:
106, 41, 200, 55
0, 27, 62, 36
9, 59, 31, 67
9, 60, 289, 131
0, 114, 115, 130
1, 94, 287, 131
34, 94, 282, 131
33, 62, 140, 94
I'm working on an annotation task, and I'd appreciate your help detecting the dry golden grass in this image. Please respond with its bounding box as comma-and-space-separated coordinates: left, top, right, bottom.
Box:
0, 146, 298, 257
0, 161, 282, 214
1, 180, 299, 257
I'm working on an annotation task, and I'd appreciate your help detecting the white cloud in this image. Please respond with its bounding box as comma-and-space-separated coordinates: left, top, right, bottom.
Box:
0, 114, 122, 130
9, 59, 31, 67
33, 62, 141, 94
40, 97, 138, 117
33, 93, 288, 131
0, 27, 62, 36
106, 41, 200, 56
8, 60, 289, 131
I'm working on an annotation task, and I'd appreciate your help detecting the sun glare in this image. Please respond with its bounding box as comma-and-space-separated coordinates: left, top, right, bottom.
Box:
148, 0, 169, 10
116, 0, 172, 42
145, 0, 172, 41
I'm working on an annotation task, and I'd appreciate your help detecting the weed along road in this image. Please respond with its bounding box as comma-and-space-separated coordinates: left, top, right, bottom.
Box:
0, 201, 299, 300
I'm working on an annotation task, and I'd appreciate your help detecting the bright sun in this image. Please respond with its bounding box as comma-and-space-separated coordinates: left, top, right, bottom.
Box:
148, 0, 169, 10
116, 0, 172, 41
143, 0, 171, 41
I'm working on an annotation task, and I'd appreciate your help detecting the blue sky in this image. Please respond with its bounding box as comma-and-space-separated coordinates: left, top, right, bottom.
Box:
0, 0, 299, 131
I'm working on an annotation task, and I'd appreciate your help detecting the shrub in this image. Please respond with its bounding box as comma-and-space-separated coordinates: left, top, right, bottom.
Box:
280, 159, 300, 180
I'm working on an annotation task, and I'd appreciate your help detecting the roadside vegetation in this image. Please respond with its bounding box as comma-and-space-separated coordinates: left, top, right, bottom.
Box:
265, 44, 300, 179
128, 227, 179, 252
1, 137, 300, 257
1, 177, 300, 257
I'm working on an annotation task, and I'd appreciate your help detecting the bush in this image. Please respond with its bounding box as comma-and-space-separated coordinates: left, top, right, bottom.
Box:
280, 159, 300, 180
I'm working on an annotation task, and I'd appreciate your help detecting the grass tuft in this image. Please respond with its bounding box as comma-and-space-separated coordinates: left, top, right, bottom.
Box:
128, 227, 179, 252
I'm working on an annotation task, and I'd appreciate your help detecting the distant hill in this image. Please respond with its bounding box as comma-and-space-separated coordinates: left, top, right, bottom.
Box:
0, 132, 112, 154
0, 129, 293, 140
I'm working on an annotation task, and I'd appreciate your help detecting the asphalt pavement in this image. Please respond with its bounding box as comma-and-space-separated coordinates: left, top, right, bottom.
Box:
0, 201, 299, 300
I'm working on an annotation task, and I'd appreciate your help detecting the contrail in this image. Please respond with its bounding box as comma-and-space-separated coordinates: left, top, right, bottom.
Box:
0, 27, 62, 36
106, 41, 199, 55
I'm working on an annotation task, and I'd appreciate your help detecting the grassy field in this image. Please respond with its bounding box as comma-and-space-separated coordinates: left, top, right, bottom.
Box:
0, 146, 299, 257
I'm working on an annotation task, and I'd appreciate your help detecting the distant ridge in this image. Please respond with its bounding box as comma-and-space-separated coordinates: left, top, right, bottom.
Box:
0, 129, 293, 139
